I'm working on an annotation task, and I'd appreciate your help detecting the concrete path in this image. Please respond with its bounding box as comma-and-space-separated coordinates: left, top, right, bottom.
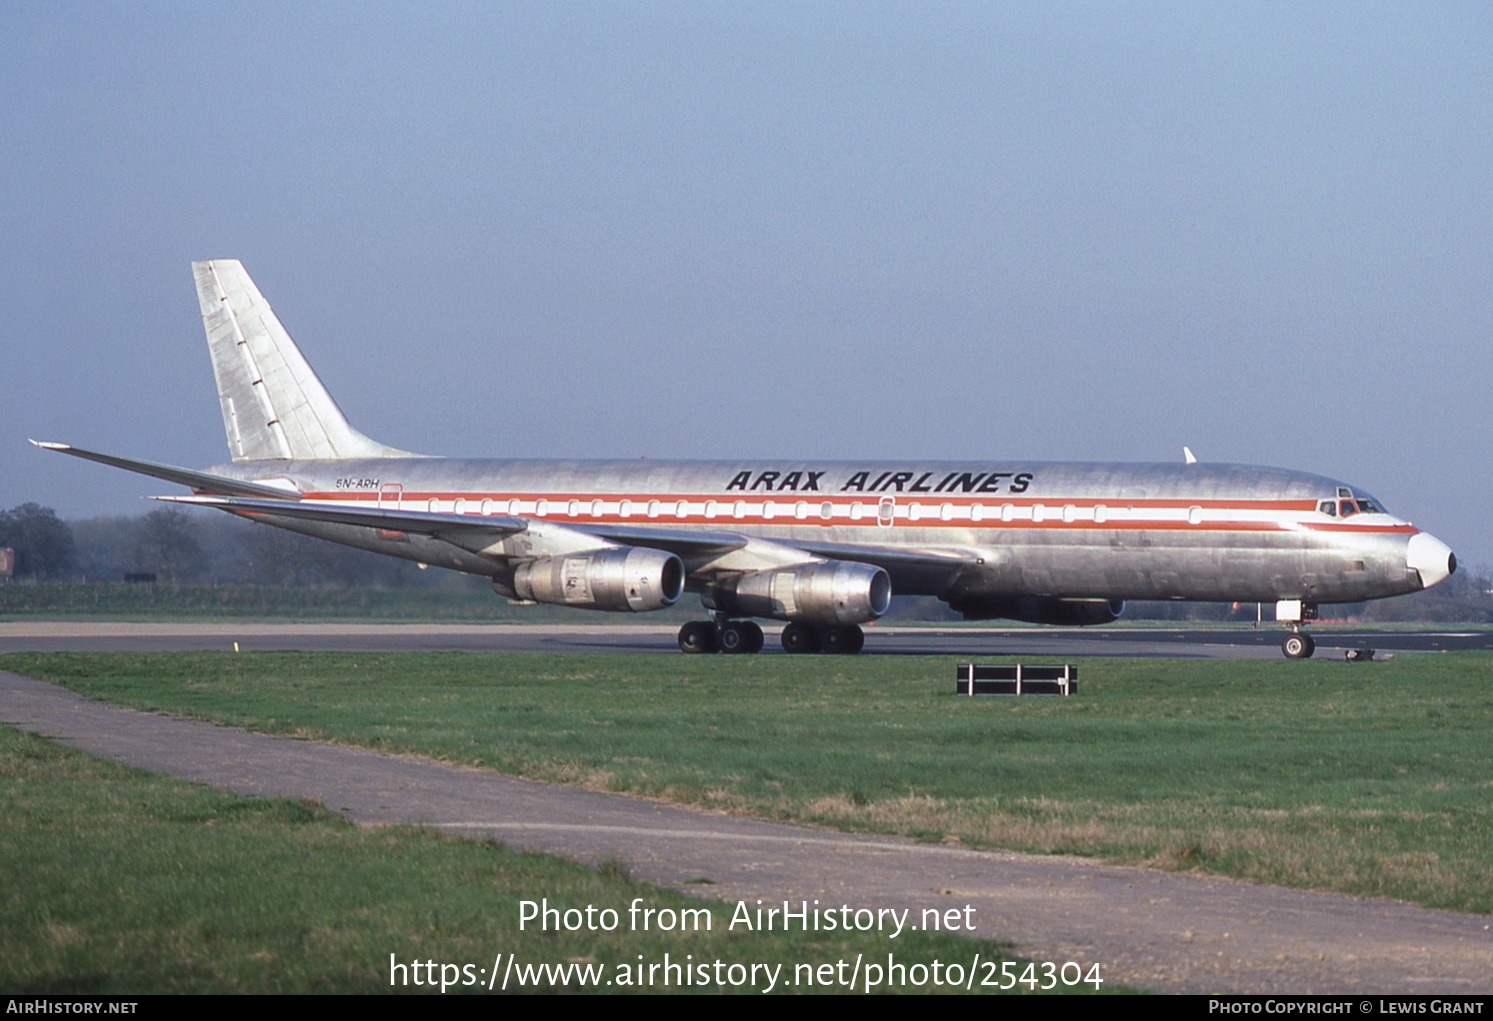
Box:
2, 669, 1489, 994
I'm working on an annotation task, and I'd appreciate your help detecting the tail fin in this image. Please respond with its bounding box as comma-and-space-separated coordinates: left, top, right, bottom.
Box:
193, 260, 425, 461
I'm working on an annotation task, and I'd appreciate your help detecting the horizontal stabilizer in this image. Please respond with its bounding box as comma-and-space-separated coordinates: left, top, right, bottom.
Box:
31, 441, 303, 500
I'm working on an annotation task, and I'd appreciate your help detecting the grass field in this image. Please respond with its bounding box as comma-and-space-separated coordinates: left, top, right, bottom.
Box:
1, 724, 1083, 994
7, 650, 1493, 916
0, 581, 612, 623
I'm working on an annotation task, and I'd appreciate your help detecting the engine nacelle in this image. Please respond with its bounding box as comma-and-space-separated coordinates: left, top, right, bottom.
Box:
948, 595, 1125, 626
703, 560, 892, 625
509, 547, 684, 612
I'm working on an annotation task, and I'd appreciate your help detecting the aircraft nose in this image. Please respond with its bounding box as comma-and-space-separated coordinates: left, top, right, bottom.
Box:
1406, 532, 1457, 590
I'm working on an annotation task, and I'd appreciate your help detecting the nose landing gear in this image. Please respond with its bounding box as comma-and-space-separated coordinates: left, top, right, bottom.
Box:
1276, 600, 1319, 659
1281, 631, 1316, 659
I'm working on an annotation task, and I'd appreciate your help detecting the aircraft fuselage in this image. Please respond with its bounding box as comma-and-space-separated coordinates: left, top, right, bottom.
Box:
208, 455, 1431, 606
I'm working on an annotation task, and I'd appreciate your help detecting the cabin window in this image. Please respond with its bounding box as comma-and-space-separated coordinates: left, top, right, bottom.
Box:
591, 499, 604, 517
877, 498, 895, 527
970, 503, 983, 522
763, 501, 776, 520
535, 499, 548, 516
1001, 503, 1015, 522
1093, 504, 1107, 523
704, 500, 718, 518
619, 500, 633, 517
481, 499, 495, 515
1032, 504, 1046, 523
1063, 504, 1077, 523
850, 502, 864, 520
795, 501, 808, 520
733, 501, 745, 519
647, 500, 660, 518
940, 503, 953, 521
567, 500, 579, 516
820, 502, 833, 520
1187, 505, 1202, 525
508, 498, 521, 516
675, 500, 688, 517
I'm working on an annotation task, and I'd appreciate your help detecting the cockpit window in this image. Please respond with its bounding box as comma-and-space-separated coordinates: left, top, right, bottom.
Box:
1326, 489, 1388, 517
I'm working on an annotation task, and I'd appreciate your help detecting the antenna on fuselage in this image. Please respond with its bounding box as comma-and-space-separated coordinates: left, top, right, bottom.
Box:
1183, 446, 1198, 465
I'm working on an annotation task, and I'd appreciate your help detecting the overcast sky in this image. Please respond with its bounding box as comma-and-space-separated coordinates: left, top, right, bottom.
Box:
3, 2, 1489, 565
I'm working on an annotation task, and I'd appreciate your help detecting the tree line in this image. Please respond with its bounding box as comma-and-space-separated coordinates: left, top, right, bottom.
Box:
1, 503, 465, 589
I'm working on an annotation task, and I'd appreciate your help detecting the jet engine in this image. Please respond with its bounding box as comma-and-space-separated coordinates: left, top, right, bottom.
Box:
703, 560, 892, 624
947, 595, 1125, 626
509, 547, 684, 612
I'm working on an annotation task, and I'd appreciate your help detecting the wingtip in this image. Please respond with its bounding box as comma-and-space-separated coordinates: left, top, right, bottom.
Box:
30, 439, 69, 451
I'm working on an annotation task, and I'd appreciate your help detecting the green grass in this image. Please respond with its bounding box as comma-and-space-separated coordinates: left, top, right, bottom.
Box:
7, 651, 1493, 914
1, 724, 1087, 994
0, 581, 636, 623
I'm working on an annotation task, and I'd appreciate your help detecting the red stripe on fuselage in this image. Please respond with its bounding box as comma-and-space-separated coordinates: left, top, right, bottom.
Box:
297, 491, 1413, 535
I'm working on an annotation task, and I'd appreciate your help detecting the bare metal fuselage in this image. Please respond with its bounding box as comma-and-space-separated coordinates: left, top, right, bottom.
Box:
212, 455, 1428, 606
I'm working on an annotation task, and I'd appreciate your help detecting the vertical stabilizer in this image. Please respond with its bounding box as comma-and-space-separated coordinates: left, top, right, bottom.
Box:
193, 260, 425, 461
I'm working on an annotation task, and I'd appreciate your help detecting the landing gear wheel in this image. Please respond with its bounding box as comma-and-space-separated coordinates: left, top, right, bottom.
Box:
740, 620, 764, 653
718, 620, 764, 654
780, 621, 820, 654
678, 621, 717, 654
818, 624, 865, 654
1282, 632, 1315, 659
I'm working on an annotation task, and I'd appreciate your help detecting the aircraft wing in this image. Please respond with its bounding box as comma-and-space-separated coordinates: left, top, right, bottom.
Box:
155, 495, 529, 554
789, 537, 977, 592
155, 495, 749, 562
575, 523, 748, 564
152, 495, 969, 585
32, 442, 303, 500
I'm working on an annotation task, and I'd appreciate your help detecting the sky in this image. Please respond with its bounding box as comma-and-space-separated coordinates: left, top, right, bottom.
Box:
2, 2, 1489, 565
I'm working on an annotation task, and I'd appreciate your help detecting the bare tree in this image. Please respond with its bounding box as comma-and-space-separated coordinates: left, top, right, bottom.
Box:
0, 504, 77, 578
130, 508, 208, 583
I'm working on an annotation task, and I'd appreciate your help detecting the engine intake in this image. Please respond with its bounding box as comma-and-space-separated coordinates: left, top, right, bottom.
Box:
511, 547, 684, 612
948, 596, 1125, 626
703, 560, 892, 624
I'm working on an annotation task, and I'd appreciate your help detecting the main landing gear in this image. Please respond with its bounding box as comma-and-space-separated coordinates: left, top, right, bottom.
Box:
780, 621, 865, 654
676, 618, 865, 654
677, 618, 763, 654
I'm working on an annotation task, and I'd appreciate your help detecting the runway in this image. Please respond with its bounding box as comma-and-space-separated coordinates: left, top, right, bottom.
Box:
4, 667, 1490, 995
1, 621, 1489, 657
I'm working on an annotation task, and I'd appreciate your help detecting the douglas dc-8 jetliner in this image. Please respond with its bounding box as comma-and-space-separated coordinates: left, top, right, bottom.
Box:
38, 261, 1457, 658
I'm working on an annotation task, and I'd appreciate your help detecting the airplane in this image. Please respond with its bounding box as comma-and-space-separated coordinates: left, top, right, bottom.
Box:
36, 260, 1457, 659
